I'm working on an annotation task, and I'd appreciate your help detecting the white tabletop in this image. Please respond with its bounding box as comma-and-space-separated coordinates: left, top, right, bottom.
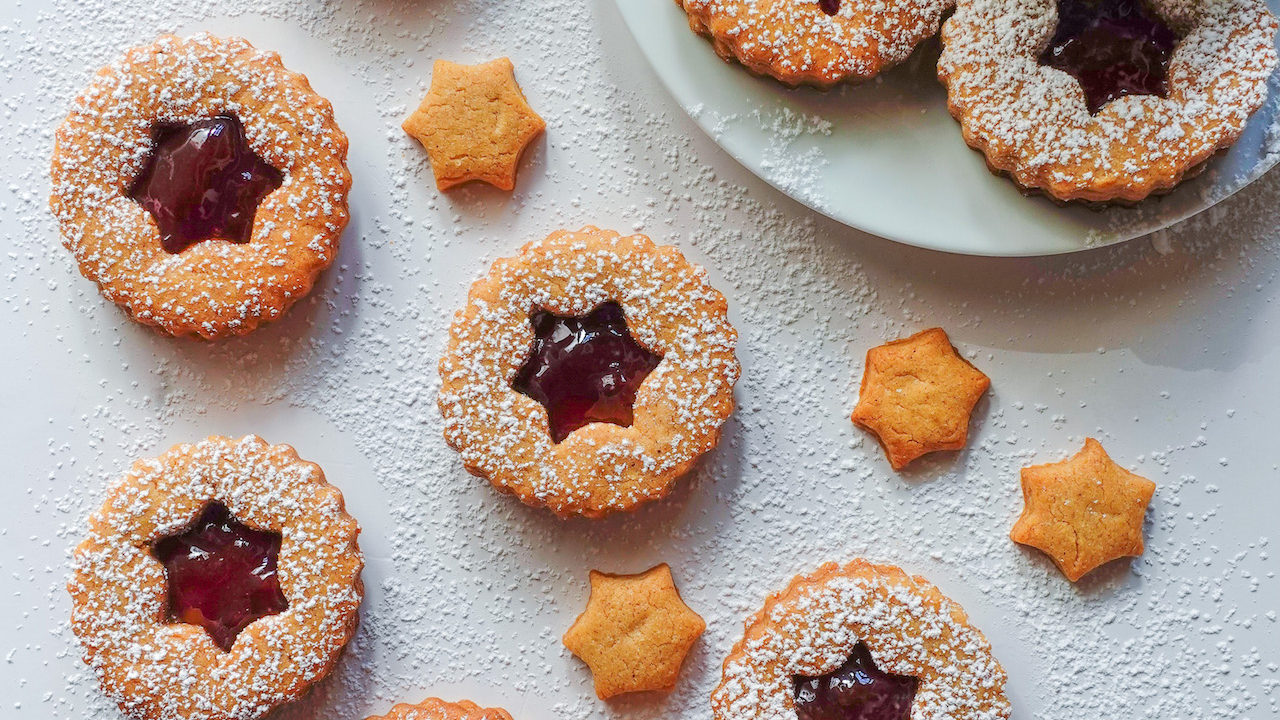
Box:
1, 1, 1277, 719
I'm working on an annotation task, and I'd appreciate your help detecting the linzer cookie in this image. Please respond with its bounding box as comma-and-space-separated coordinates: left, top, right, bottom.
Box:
563, 564, 706, 698
402, 58, 545, 191
1011, 438, 1156, 581
938, 0, 1277, 202
364, 698, 514, 720
50, 33, 351, 339
69, 435, 363, 720
438, 226, 739, 518
711, 560, 1011, 720
677, 0, 953, 86
851, 328, 990, 470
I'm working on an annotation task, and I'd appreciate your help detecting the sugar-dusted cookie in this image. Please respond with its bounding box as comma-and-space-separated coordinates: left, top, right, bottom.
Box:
403, 58, 545, 191
50, 33, 351, 339
1010, 438, 1156, 581
365, 698, 513, 720
677, 0, 953, 87
438, 226, 739, 518
68, 436, 363, 720
712, 560, 1011, 720
938, 0, 1277, 202
563, 564, 706, 699
851, 327, 990, 470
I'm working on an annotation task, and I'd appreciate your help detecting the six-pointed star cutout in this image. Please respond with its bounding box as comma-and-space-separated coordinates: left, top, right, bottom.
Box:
130, 114, 283, 254
563, 564, 705, 699
1011, 438, 1156, 582
402, 57, 545, 191
1038, 0, 1181, 114
851, 327, 990, 470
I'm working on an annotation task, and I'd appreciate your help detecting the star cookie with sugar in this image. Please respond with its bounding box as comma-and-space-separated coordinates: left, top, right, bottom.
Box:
1011, 438, 1156, 582
851, 327, 990, 469
402, 57, 545, 191
563, 564, 705, 699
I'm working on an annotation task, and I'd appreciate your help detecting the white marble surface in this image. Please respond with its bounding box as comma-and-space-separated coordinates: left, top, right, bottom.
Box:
1, 1, 1278, 719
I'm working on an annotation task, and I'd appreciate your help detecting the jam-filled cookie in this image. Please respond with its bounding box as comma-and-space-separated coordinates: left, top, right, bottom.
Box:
938, 0, 1278, 202
50, 33, 351, 339
438, 226, 739, 518
677, 0, 954, 86
365, 698, 514, 720
69, 435, 363, 720
712, 560, 1011, 720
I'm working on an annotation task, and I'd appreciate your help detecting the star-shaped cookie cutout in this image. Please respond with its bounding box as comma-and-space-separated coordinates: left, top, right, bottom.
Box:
1010, 438, 1156, 582
850, 327, 990, 469
402, 58, 545, 191
563, 564, 705, 699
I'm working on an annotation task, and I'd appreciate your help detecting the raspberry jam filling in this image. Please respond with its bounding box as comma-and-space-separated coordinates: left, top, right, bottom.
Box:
819, 0, 841, 15
512, 301, 663, 443
792, 642, 919, 720
129, 114, 283, 254
152, 502, 288, 651
1039, 0, 1181, 114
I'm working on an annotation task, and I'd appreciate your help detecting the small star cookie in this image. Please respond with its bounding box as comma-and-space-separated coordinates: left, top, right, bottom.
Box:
1010, 438, 1156, 582
402, 58, 545, 191
851, 327, 990, 469
563, 564, 705, 699
364, 698, 512, 720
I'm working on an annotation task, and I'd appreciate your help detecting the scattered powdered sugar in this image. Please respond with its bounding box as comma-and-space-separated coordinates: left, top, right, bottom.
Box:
0, 1, 1277, 720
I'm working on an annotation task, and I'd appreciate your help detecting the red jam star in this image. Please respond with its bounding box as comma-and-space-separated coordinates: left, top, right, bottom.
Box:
152, 502, 288, 650
130, 114, 282, 254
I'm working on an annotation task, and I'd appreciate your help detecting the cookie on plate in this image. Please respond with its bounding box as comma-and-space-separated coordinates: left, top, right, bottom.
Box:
438, 226, 739, 518
402, 58, 545, 191
69, 435, 363, 720
1011, 437, 1156, 581
50, 33, 351, 339
938, 0, 1278, 202
711, 560, 1011, 720
677, 0, 953, 86
851, 327, 990, 469
563, 564, 705, 698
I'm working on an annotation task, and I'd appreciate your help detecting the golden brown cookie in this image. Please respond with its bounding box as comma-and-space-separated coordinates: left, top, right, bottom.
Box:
1010, 437, 1156, 581
438, 226, 739, 518
364, 698, 513, 720
50, 33, 351, 339
938, 0, 1277, 202
711, 560, 1011, 720
851, 327, 990, 470
563, 564, 706, 699
677, 0, 953, 87
69, 435, 364, 720
403, 58, 545, 191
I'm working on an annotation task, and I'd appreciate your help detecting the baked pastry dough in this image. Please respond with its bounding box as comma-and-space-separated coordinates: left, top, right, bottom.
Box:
69, 436, 363, 720
938, 0, 1278, 202
438, 226, 739, 517
50, 34, 351, 338
712, 560, 1011, 720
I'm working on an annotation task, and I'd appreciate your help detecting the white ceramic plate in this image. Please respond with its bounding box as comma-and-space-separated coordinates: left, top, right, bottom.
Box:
616, 0, 1280, 256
